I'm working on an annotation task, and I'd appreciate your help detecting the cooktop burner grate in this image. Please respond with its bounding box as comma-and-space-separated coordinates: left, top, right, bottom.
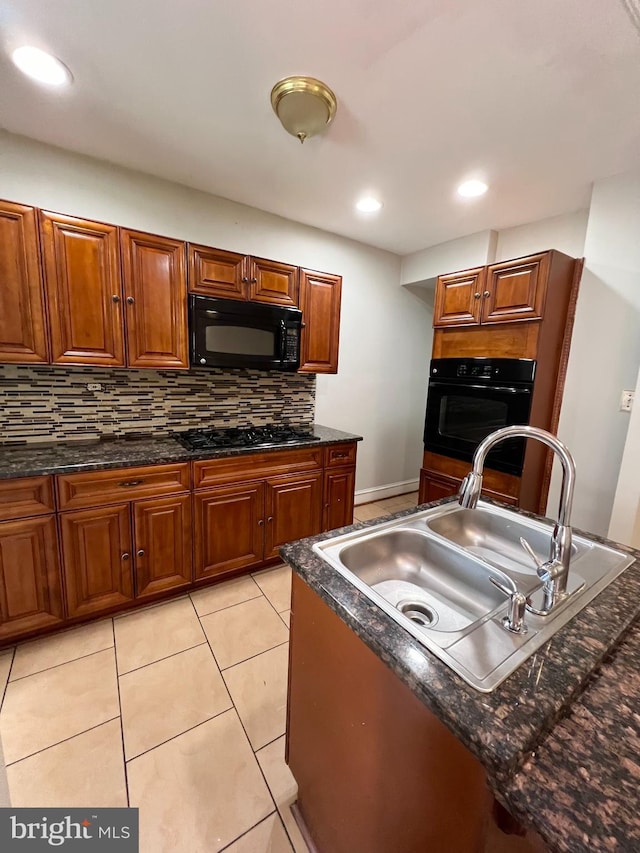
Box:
175, 424, 320, 451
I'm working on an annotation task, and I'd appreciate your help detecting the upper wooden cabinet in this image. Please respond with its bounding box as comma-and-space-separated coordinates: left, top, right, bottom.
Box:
433, 252, 567, 329
121, 229, 188, 369
299, 268, 342, 374
188, 245, 298, 307
0, 201, 49, 364
433, 267, 485, 328
40, 212, 125, 365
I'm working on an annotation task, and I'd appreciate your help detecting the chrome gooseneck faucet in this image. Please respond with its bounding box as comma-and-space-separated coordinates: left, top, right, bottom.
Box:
458, 425, 576, 616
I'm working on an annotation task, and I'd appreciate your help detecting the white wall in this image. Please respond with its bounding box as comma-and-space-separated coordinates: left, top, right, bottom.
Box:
609, 363, 640, 546
551, 171, 640, 536
495, 209, 589, 261
400, 230, 498, 285
0, 130, 431, 497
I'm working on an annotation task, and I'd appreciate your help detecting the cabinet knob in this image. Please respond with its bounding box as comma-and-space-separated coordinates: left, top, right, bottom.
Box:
126, 296, 135, 305
251, 277, 257, 283
121, 552, 130, 561
112, 294, 121, 303
324, 503, 330, 509
483, 291, 490, 297
267, 516, 273, 523
474, 292, 480, 299
258, 519, 264, 526
137, 549, 145, 557
242, 276, 248, 283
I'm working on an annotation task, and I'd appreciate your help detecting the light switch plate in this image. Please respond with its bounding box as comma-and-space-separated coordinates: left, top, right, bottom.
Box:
86, 383, 102, 392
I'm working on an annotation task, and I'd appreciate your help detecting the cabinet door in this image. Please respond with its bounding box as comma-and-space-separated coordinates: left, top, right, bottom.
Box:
40, 212, 124, 365
264, 473, 322, 559
323, 468, 355, 532
418, 470, 460, 504
249, 257, 299, 306
121, 229, 188, 369
60, 504, 134, 618
0, 200, 49, 364
482, 254, 548, 324
0, 516, 63, 641
133, 494, 192, 598
194, 483, 264, 580
298, 269, 342, 374
433, 268, 485, 328
188, 244, 247, 300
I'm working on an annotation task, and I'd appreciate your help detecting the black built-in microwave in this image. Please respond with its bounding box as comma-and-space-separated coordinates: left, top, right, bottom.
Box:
190, 295, 302, 371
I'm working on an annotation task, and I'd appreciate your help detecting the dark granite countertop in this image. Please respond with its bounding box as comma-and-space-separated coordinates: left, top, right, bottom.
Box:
280, 499, 640, 853
0, 424, 362, 479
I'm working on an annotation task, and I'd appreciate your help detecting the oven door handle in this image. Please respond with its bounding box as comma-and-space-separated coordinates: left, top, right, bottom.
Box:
428, 381, 531, 394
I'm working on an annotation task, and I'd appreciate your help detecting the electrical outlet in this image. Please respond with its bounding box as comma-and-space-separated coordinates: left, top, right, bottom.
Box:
620, 390, 635, 412
86, 383, 102, 392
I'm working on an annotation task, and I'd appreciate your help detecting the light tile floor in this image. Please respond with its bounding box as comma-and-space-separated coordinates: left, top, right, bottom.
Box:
0, 491, 539, 852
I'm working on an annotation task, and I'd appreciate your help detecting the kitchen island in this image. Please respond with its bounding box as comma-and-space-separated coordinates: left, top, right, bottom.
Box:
281, 499, 640, 853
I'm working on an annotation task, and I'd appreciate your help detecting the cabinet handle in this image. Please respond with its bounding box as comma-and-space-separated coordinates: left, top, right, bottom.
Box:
242, 276, 248, 283
118, 479, 144, 487
251, 277, 257, 283
325, 503, 330, 509
483, 291, 490, 297
301, 322, 306, 328
112, 294, 121, 303
121, 552, 130, 561
137, 549, 145, 557
333, 452, 348, 459
267, 516, 273, 522
258, 519, 264, 526
126, 296, 135, 305
474, 292, 480, 299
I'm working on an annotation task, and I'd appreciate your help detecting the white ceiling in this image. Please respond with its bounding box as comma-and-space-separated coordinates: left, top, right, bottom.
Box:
0, 0, 639, 254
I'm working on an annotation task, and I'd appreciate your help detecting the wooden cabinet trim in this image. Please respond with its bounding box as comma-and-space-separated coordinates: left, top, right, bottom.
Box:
0, 476, 55, 521
193, 448, 323, 490
57, 463, 190, 510
0, 200, 50, 363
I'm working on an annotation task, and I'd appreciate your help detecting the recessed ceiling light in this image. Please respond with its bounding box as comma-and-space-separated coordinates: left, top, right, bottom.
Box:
11, 46, 72, 86
356, 196, 382, 213
457, 179, 488, 198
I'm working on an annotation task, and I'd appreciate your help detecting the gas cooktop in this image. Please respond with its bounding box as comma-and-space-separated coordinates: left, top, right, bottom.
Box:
175, 424, 321, 451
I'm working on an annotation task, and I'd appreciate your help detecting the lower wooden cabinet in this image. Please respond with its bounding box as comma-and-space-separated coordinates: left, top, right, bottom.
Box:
0, 515, 64, 640
418, 467, 518, 507
323, 467, 355, 531
264, 473, 323, 559
60, 504, 134, 618
61, 495, 192, 617
134, 494, 192, 598
194, 483, 264, 580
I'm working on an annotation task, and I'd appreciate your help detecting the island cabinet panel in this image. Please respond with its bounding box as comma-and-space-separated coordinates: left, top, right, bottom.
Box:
188, 244, 247, 300
60, 504, 134, 618
0, 200, 49, 364
194, 483, 264, 579
299, 269, 342, 374
287, 575, 492, 853
433, 267, 485, 328
322, 468, 355, 531
121, 229, 188, 369
264, 473, 322, 560
482, 254, 548, 324
40, 212, 125, 366
133, 494, 192, 597
248, 257, 299, 306
0, 515, 64, 640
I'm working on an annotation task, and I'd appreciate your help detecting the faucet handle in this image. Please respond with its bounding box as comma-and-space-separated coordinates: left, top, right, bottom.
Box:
519, 538, 554, 584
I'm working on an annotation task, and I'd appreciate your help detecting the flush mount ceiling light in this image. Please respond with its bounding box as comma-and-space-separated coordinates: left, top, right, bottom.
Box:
457, 179, 488, 198
356, 196, 382, 213
271, 76, 337, 144
11, 45, 72, 86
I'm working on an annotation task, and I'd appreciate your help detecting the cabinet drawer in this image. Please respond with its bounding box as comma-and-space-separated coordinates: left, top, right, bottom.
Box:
193, 447, 323, 490
57, 463, 190, 510
324, 443, 357, 469
0, 476, 55, 521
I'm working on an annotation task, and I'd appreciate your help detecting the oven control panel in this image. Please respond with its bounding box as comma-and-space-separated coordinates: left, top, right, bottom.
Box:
430, 357, 536, 384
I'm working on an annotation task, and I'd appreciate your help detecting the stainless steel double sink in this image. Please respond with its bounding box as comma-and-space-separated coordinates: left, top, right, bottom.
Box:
313, 501, 634, 691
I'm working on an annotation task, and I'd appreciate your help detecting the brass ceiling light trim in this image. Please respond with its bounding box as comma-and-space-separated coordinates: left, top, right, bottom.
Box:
270, 76, 337, 144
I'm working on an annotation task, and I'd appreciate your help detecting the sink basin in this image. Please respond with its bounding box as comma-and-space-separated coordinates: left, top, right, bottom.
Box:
313, 500, 634, 691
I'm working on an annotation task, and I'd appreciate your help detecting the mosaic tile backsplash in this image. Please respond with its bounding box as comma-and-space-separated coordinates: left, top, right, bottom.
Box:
0, 365, 316, 445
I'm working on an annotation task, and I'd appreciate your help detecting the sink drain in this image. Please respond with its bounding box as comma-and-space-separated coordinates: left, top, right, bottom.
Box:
398, 601, 438, 628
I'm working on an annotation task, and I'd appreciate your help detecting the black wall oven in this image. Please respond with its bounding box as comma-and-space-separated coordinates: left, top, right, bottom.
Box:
423, 358, 536, 475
